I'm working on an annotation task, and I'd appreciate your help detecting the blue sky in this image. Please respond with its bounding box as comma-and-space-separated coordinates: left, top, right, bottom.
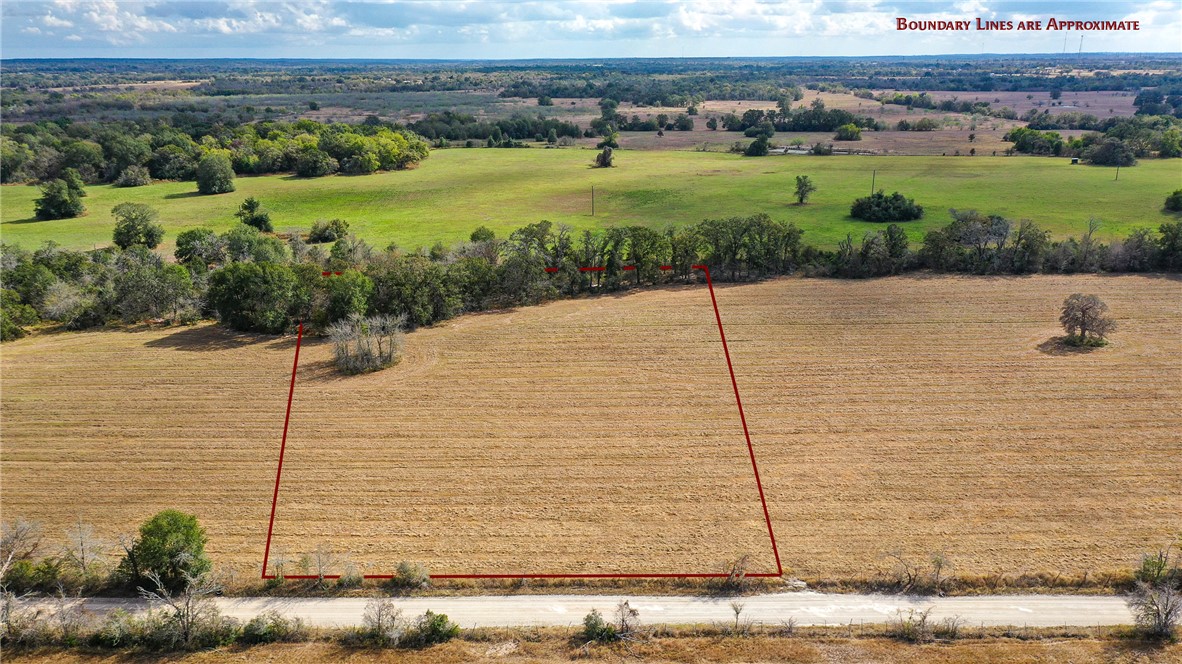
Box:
2, 1, 1178, 59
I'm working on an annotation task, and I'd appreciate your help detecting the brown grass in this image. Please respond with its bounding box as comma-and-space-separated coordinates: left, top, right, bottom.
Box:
6, 636, 1181, 663
1, 275, 1179, 583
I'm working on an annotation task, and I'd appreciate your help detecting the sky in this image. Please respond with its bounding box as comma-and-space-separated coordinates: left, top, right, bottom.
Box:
1, 1, 1179, 60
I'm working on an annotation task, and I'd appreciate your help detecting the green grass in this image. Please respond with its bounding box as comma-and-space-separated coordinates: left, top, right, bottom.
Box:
2, 149, 1179, 253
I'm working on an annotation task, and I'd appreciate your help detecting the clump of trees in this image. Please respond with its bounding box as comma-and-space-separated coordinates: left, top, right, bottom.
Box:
329, 313, 405, 374
309, 218, 350, 243
111, 203, 165, 250
850, 191, 924, 223
1059, 293, 1116, 346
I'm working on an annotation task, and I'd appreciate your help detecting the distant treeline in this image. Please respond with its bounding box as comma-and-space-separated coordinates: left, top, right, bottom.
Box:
1, 117, 429, 184
407, 111, 582, 142
3, 212, 1179, 342
1003, 115, 1181, 162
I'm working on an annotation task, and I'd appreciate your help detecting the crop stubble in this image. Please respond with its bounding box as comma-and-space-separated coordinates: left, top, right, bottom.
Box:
0, 275, 1178, 580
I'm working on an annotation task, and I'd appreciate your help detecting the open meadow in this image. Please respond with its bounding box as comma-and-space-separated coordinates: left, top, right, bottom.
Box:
1, 274, 1178, 582
2, 149, 1177, 254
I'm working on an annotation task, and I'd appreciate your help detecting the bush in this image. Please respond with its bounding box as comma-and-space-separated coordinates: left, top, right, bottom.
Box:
240, 611, 308, 644
582, 609, 618, 642
810, 142, 833, 156
850, 191, 924, 222
111, 202, 165, 249
329, 313, 404, 374
593, 146, 614, 167
744, 136, 769, 157
207, 262, 298, 334
1166, 189, 1182, 212
1084, 137, 1137, 167
0, 289, 39, 341
114, 165, 152, 187
835, 123, 862, 141
404, 611, 459, 648
390, 560, 430, 590
309, 218, 350, 243
195, 153, 235, 195
235, 197, 273, 232
295, 149, 338, 177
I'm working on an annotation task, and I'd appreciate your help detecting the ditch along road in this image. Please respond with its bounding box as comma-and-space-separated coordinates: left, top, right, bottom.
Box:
28, 593, 1133, 629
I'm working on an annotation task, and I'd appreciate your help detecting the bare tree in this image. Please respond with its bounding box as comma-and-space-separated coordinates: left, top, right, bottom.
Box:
62, 519, 107, 580
137, 569, 224, 648
329, 313, 405, 374
310, 542, 338, 587
614, 600, 641, 638
0, 520, 42, 581
362, 598, 404, 646
1129, 582, 1181, 639
1060, 293, 1117, 343
268, 546, 291, 579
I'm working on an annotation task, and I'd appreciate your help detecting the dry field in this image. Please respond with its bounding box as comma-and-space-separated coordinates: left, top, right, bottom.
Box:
9, 637, 1182, 663
1, 275, 1179, 582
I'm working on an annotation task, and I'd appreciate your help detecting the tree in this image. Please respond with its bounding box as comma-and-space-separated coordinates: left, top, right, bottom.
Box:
794, 175, 817, 204
117, 510, 211, 593
195, 153, 235, 194
33, 178, 85, 220
744, 136, 769, 157
1165, 189, 1182, 212
207, 261, 298, 333
1083, 137, 1136, 167
0, 290, 39, 341
174, 228, 226, 266
111, 202, 165, 249
235, 197, 273, 232
1059, 293, 1116, 344
834, 123, 862, 141
546, 128, 558, 144
594, 146, 614, 168
1130, 583, 1181, 639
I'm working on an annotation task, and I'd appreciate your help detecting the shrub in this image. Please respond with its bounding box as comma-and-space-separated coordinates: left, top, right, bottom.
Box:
174, 228, 226, 266
886, 608, 934, 643
111, 202, 165, 249
295, 149, 338, 177
1129, 582, 1181, 639
328, 313, 405, 374
235, 197, 273, 232
581, 608, 618, 642
810, 142, 833, 156
309, 218, 350, 243
593, 146, 614, 167
195, 153, 235, 195
360, 598, 404, 647
850, 191, 924, 222
835, 123, 862, 141
744, 136, 769, 157
114, 165, 152, 187
1166, 189, 1182, 212
240, 611, 308, 644
404, 610, 459, 648
390, 560, 430, 590
207, 262, 298, 334
0, 289, 39, 341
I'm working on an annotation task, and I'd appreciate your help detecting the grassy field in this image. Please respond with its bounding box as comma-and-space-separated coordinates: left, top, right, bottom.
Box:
2, 150, 1178, 253
2, 274, 1178, 581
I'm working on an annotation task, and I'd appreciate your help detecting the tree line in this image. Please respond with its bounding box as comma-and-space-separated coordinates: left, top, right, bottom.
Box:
0, 117, 429, 186
3, 201, 1180, 341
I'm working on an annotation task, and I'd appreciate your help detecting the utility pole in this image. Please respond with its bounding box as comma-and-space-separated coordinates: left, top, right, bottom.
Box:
870, 169, 876, 196
592, 185, 595, 216
1115, 164, 1120, 181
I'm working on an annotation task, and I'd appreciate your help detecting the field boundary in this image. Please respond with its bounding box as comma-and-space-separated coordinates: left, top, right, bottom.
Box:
260, 265, 783, 580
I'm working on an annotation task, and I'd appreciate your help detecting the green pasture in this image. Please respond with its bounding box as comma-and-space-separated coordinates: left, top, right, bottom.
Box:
2, 149, 1179, 253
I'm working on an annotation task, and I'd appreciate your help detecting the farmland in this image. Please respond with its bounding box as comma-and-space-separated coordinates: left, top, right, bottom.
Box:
2, 274, 1178, 582
2, 149, 1178, 253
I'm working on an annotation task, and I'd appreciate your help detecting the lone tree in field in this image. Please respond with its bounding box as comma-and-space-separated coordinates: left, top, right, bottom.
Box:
329, 313, 405, 374
195, 153, 235, 195
33, 172, 86, 220
1059, 293, 1116, 346
794, 175, 817, 205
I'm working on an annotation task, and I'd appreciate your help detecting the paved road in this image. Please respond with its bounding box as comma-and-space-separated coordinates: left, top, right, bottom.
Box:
27, 593, 1133, 629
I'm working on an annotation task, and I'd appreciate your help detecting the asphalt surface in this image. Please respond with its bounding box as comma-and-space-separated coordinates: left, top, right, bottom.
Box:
26, 593, 1133, 629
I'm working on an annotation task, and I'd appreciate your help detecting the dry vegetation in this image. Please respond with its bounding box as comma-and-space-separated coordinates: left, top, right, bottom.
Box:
1, 275, 1179, 584
7, 635, 1181, 663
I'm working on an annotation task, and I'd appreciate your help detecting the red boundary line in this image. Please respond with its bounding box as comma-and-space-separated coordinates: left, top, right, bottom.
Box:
261, 268, 781, 580
261, 321, 303, 579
